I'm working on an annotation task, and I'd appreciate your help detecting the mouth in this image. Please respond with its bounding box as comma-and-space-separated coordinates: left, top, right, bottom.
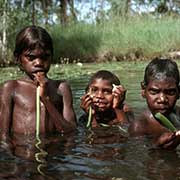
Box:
154, 107, 169, 114
93, 99, 108, 109
31, 69, 45, 74
33, 68, 44, 72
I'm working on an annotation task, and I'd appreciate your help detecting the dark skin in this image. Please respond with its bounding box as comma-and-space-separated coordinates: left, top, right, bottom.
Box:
80, 78, 130, 127
129, 77, 180, 150
0, 48, 76, 150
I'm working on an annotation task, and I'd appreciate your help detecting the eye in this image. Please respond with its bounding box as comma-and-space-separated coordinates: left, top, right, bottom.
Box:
149, 89, 159, 95
165, 89, 177, 95
25, 55, 36, 61
103, 88, 112, 95
91, 87, 98, 93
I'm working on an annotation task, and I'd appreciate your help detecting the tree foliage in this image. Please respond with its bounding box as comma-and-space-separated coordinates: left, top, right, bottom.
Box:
1, 0, 180, 65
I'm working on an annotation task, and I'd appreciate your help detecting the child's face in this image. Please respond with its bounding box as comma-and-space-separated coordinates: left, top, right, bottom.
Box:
141, 77, 179, 116
19, 48, 52, 78
89, 78, 113, 112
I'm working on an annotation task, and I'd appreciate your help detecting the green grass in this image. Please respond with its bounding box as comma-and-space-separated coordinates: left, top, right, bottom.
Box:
49, 16, 180, 63
2, 15, 180, 65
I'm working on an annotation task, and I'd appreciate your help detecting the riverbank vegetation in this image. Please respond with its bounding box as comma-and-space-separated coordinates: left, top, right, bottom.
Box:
51, 16, 180, 63
1, 1, 180, 65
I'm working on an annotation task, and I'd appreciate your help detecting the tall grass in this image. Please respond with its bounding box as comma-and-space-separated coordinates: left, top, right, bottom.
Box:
50, 15, 180, 63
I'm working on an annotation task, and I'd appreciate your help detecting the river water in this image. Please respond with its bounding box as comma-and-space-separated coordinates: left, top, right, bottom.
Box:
0, 62, 180, 180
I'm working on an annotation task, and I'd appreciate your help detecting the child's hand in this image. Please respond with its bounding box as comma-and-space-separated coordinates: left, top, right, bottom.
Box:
156, 131, 180, 150
33, 72, 47, 85
112, 84, 126, 109
80, 93, 94, 114
33, 72, 48, 97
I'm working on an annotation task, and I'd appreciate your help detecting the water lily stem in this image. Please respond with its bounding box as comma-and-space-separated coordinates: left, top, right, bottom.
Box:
36, 86, 40, 139
86, 88, 92, 128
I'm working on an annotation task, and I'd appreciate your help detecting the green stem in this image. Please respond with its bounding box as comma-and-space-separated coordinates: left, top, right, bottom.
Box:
86, 88, 92, 128
36, 86, 40, 139
155, 112, 177, 132
87, 106, 92, 128
35, 86, 48, 176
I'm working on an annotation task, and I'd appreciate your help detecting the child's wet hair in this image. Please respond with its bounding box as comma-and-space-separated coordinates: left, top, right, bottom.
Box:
86, 70, 120, 91
143, 58, 180, 86
13, 25, 53, 62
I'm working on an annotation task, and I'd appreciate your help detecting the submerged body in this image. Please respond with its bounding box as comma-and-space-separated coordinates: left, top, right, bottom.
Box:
0, 26, 76, 151
129, 58, 180, 149
80, 70, 133, 128
0, 77, 75, 135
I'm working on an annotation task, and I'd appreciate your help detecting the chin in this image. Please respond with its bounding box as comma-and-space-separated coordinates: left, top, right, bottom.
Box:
97, 109, 106, 112
153, 110, 170, 116
96, 107, 108, 112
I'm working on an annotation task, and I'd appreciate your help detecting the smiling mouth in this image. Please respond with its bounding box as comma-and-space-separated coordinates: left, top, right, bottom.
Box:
94, 101, 108, 109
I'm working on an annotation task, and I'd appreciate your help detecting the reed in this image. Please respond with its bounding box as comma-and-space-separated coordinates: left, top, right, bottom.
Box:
86, 88, 92, 128
35, 86, 48, 176
155, 112, 177, 132
36, 86, 40, 139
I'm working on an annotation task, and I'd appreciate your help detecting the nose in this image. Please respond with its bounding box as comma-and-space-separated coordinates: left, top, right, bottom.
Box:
34, 58, 43, 67
96, 90, 104, 98
158, 93, 168, 103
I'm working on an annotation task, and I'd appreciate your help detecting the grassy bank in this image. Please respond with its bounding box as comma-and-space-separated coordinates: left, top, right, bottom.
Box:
50, 15, 180, 63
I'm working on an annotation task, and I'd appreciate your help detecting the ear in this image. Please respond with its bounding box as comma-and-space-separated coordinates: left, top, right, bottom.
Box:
141, 81, 146, 98
16, 55, 24, 71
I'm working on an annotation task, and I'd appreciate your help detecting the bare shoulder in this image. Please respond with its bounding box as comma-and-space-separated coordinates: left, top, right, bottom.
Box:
49, 78, 69, 86
0, 80, 17, 92
128, 110, 151, 136
56, 80, 72, 93
47, 79, 72, 100
58, 80, 71, 89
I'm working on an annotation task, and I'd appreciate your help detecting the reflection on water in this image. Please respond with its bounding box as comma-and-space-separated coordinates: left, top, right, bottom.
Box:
0, 62, 180, 180
1, 129, 180, 180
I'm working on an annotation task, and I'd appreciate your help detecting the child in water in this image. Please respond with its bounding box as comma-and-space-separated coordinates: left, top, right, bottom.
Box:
80, 70, 133, 128
0, 26, 76, 150
129, 58, 180, 149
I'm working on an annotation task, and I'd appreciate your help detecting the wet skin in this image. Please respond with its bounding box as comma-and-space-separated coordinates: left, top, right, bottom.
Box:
90, 78, 114, 112
0, 48, 76, 149
129, 77, 180, 149
80, 78, 129, 127
142, 78, 179, 116
20, 48, 51, 78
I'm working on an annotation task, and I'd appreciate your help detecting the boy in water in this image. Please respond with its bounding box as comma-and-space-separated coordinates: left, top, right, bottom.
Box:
0, 26, 76, 150
129, 58, 180, 149
80, 70, 133, 128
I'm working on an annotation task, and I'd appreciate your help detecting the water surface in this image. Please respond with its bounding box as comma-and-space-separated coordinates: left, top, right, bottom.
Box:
0, 62, 180, 180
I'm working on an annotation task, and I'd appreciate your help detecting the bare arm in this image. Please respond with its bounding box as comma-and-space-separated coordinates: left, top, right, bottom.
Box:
58, 81, 77, 128
112, 85, 133, 123
0, 81, 14, 151
33, 72, 76, 133
128, 115, 148, 136
154, 131, 180, 150
41, 81, 76, 133
129, 111, 180, 149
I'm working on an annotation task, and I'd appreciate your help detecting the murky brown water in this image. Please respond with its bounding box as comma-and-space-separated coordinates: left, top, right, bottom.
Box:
0, 62, 180, 180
